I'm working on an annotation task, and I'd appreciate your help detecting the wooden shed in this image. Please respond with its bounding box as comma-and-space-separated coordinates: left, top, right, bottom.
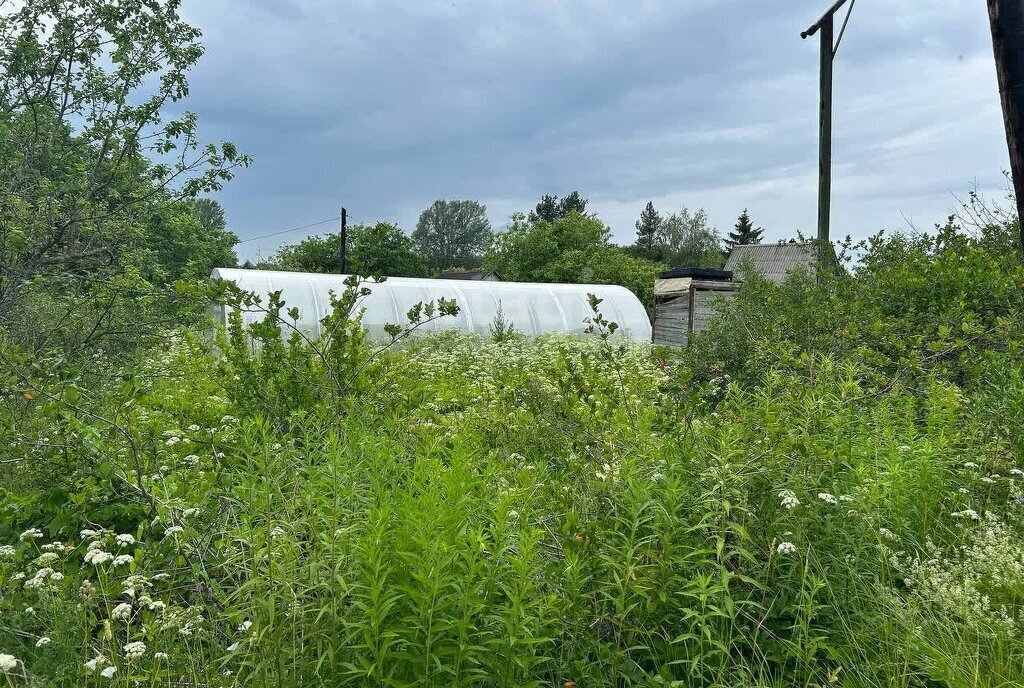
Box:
652, 268, 737, 347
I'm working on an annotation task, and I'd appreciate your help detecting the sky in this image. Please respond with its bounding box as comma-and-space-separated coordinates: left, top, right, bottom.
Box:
177, 0, 1012, 260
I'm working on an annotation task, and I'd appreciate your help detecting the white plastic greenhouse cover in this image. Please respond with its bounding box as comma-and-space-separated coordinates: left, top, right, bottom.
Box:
210, 268, 652, 341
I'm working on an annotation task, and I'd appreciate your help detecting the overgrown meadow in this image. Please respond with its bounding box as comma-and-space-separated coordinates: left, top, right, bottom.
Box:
2, 219, 1024, 688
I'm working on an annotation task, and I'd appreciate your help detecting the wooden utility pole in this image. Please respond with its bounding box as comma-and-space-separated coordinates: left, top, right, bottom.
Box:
802, 0, 855, 248
987, 0, 1024, 253
340, 207, 348, 273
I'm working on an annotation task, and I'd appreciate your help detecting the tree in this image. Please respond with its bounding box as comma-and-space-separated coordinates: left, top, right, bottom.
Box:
657, 207, 726, 268
529, 191, 589, 222
413, 200, 492, 270
350, 222, 428, 277
268, 223, 427, 277
634, 201, 662, 255
188, 199, 228, 235
484, 212, 665, 307
0, 0, 249, 312
727, 209, 764, 249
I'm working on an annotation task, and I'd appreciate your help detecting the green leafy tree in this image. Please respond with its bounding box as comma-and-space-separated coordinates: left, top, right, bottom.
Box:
413, 200, 492, 270
267, 223, 427, 277
656, 207, 725, 268
727, 209, 764, 249
634, 201, 662, 255
484, 212, 664, 306
0, 0, 249, 311
529, 191, 589, 222
350, 222, 428, 277
188, 198, 228, 235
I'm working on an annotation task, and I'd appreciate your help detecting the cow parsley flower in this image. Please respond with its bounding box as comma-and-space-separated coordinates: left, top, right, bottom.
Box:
148, 600, 166, 613
0, 545, 15, 557
963, 462, 979, 469
163, 526, 183, 539
124, 641, 146, 659
20, 528, 43, 541
115, 534, 135, 547
154, 652, 168, 660
269, 526, 285, 538
34, 552, 59, 565
111, 602, 133, 621
1010, 468, 1024, 478
84, 549, 114, 565
24, 567, 56, 589
778, 490, 800, 509
112, 554, 134, 567
0, 654, 19, 673
952, 509, 980, 520
80, 529, 100, 540
776, 542, 798, 556
817, 492, 838, 505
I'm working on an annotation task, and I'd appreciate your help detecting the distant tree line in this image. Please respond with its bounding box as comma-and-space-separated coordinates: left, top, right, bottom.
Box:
248, 193, 768, 308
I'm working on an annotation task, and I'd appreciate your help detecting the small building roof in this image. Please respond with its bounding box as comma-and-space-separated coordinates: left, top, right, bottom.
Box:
724, 242, 825, 283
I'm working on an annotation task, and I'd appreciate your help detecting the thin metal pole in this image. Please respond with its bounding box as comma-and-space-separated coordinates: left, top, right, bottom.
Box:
340, 207, 348, 274
817, 15, 834, 247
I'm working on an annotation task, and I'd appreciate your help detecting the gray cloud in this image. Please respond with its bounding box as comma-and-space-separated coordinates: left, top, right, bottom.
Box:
178, 0, 1010, 258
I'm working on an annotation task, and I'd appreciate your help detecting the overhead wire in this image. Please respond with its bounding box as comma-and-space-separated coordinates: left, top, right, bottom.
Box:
237, 215, 340, 244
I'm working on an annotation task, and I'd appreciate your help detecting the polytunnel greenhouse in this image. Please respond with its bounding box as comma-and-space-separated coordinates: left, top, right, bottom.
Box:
211, 268, 652, 341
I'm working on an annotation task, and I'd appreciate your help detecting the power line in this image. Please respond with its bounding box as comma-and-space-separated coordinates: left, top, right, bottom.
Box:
237, 215, 340, 244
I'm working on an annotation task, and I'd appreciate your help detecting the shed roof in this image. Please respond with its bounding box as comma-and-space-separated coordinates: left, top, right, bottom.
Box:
724, 242, 824, 283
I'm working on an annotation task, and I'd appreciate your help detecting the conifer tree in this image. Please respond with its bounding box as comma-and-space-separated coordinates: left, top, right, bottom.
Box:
727, 209, 764, 249
634, 201, 662, 254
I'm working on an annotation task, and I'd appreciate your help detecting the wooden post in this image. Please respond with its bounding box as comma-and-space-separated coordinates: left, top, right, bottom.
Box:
803, 0, 852, 251
987, 0, 1024, 254
817, 15, 834, 247
340, 207, 348, 274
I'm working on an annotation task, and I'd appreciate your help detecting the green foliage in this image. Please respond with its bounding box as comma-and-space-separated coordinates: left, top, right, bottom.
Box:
530, 191, 589, 222
484, 212, 665, 307
264, 223, 428, 278
635, 201, 662, 254
413, 200, 492, 270
726, 208, 764, 249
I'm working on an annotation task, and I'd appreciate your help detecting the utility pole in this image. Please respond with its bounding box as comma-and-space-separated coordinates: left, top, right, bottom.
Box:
987, 0, 1024, 254
340, 207, 348, 274
802, 0, 856, 249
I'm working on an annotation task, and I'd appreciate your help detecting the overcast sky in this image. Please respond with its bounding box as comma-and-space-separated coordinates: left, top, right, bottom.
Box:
178, 0, 1011, 259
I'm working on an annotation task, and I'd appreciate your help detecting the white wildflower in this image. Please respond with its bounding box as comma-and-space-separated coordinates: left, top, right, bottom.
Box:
269, 526, 285, 537
20, 528, 43, 541
83, 655, 106, 671
24, 567, 55, 589
112, 554, 134, 567
124, 641, 146, 659
0, 654, 20, 673
148, 600, 166, 613
84, 549, 114, 565
963, 462, 979, 469
34, 552, 59, 565
879, 528, 896, 540
11, 572, 24, 581
776, 541, 798, 556
817, 492, 838, 505
35, 637, 51, 648
165, 436, 180, 446
952, 509, 980, 520
25, 607, 34, 615
111, 602, 133, 621
80, 529, 99, 540
238, 620, 252, 632
41, 542, 68, 553
100, 665, 116, 678
226, 642, 239, 652
839, 494, 854, 503
163, 526, 183, 539
186, 424, 200, 432
0, 545, 15, 557
778, 489, 800, 509
115, 534, 135, 547
980, 476, 997, 485
154, 652, 168, 660
182, 454, 200, 466
1010, 468, 1024, 478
